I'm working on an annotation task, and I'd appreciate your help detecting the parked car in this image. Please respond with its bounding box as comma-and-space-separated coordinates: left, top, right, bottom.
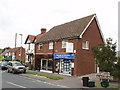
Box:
0, 61, 8, 70
7, 61, 26, 74
0, 61, 2, 64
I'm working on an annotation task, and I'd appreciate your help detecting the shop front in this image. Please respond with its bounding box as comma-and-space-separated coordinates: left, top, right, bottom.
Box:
41, 58, 53, 71
54, 53, 74, 75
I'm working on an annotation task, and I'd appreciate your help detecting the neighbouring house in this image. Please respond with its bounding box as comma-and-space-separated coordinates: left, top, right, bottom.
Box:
34, 14, 104, 76
1, 47, 25, 63
24, 28, 46, 66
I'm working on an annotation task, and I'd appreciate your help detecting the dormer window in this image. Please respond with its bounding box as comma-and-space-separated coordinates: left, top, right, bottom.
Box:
82, 41, 89, 50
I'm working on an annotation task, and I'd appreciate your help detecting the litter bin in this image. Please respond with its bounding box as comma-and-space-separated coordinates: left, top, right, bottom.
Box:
88, 81, 95, 87
82, 77, 89, 87
101, 81, 109, 88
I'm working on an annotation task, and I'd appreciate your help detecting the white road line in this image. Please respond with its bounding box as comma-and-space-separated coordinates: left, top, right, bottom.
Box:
6, 81, 27, 88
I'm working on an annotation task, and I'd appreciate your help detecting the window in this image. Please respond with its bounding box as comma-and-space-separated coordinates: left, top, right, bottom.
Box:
62, 40, 68, 48
38, 43, 43, 50
28, 44, 30, 50
82, 41, 89, 50
49, 42, 53, 49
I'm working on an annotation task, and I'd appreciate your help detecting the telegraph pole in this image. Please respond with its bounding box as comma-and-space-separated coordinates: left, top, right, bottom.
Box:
15, 33, 17, 60
19, 34, 23, 63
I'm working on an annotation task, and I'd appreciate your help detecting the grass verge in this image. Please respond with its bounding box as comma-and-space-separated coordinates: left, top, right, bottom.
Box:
26, 72, 64, 80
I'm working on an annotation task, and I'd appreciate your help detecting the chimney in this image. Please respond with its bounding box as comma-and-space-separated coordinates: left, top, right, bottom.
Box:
41, 28, 46, 34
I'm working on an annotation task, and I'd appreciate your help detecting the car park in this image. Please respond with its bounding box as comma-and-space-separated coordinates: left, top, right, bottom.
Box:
7, 61, 26, 74
0, 61, 8, 70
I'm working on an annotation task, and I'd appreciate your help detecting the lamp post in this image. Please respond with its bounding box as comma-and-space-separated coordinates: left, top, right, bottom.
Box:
19, 34, 23, 62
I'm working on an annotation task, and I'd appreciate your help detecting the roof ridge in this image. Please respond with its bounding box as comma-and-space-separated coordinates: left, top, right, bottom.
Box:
53, 14, 96, 28
36, 13, 97, 43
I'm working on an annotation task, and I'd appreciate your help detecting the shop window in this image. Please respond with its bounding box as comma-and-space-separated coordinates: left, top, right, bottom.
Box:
82, 41, 89, 50
38, 43, 43, 50
49, 42, 53, 49
62, 40, 68, 48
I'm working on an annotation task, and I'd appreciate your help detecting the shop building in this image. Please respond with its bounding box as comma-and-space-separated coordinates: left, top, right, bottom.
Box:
35, 14, 104, 76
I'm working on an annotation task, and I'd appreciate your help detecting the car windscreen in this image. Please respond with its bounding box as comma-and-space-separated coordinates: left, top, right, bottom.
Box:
1, 62, 8, 65
12, 62, 23, 66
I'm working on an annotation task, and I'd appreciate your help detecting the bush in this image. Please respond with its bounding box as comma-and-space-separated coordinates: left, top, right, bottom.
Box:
29, 64, 33, 70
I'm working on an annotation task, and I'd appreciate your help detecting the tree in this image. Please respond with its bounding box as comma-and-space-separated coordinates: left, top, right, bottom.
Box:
92, 38, 117, 73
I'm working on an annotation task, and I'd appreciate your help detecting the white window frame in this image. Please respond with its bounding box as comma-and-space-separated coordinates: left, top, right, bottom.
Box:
38, 43, 43, 50
62, 40, 68, 48
49, 42, 53, 49
82, 41, 89, 50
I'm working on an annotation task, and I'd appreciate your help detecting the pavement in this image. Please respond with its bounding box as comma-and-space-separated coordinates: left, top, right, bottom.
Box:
20, 70, 119, 89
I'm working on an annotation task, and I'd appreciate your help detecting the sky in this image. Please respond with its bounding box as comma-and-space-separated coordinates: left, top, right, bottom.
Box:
0, 0, 119, 50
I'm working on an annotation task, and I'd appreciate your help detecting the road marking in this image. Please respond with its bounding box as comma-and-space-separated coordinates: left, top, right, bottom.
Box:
6, 81, 27, 88
19, 75, 69, 88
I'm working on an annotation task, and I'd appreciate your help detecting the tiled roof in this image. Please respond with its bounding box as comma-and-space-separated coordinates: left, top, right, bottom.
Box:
25, 35, 35, 44
1, 49, 9, 56
29, 35, 35, 42
9, 47, 20, 53
36, 14, 96, 43
35, 33, 46, 41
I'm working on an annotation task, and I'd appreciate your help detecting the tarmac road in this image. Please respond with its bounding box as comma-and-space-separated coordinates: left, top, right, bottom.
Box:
1, 70, 64, 89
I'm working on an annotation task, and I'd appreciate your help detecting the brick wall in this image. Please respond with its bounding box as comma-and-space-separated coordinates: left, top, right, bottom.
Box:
34, 18, 103, 76
15, 48, 26, 64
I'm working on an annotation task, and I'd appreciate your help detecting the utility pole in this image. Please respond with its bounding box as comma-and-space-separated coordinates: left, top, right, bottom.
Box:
19, 34, 23, 63
52, 41, 55, 73
15, 33, 17, 60
15, 33, 17, 48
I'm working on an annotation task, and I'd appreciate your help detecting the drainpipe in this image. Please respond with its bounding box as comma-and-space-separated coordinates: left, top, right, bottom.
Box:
52, 41, 55, 73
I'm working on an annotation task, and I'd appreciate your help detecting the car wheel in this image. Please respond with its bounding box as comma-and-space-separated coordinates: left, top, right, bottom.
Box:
7, 69, 10, 73
23, 70, 26, 73
12, 69, 16, 74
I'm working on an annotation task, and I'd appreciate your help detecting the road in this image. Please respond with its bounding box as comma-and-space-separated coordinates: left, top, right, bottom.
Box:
1, 70, 65, 89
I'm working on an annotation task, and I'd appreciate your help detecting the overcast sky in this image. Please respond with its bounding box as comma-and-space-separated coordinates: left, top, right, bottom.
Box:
0, 0, 119, 50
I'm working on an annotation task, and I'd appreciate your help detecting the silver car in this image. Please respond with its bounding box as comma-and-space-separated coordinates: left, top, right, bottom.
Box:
7, 61, 26, 74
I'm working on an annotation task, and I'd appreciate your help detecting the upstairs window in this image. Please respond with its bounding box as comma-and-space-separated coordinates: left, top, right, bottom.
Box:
82, 41, 89, 50
38, 43, 43, 50
49, 42, 53, 49
62, 40, 68, 48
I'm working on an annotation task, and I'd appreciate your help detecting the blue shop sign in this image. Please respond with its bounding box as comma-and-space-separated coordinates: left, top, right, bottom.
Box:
54, 53, 74, 59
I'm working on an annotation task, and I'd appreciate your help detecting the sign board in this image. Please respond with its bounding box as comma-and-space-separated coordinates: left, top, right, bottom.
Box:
4, 56, 12, 60
54, 53, 74, 59
66, 43, 73, 53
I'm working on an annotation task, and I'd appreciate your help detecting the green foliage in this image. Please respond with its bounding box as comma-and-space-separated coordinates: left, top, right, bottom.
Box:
28, 64, 33, 70
0, 55, 4, 61
92, 38, 117, 76
111, 57, 120, 78
26, 72, 64, 80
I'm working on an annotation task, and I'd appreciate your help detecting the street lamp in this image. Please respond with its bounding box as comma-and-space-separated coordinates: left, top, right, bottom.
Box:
19, 34, 23, 62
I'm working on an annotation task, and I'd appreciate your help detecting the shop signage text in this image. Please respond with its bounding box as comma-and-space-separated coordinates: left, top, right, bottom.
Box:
54, 53, 74, 59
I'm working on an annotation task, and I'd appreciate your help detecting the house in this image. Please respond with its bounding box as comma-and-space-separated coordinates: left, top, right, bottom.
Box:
34, 14, 104, 76
24, 28, 46, 66
1, 47, 25, 63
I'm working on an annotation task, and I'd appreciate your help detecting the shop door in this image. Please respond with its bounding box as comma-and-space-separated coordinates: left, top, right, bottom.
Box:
41, 60, 47, 70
